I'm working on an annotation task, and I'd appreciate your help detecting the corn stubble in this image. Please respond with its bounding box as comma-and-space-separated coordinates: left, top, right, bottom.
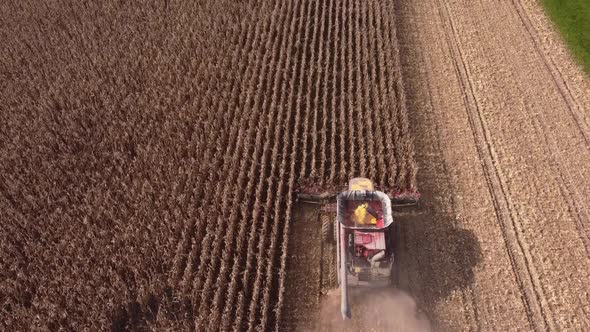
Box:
0, 0, 416, 330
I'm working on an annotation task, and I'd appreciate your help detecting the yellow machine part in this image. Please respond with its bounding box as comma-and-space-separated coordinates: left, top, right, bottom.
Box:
348, 177, 374, 191
353, 203, 377, 225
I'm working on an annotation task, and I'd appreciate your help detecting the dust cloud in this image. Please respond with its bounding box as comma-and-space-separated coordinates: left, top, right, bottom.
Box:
310, 288, 431, 332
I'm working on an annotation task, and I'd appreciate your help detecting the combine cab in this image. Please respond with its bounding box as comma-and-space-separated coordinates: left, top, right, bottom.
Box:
335, 178, 398, 319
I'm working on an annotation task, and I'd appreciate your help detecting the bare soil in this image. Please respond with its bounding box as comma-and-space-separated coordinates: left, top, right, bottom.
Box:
395, 0, 590, 329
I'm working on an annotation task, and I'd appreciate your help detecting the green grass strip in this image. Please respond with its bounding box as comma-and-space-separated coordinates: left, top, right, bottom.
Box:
541, 0, 590, 74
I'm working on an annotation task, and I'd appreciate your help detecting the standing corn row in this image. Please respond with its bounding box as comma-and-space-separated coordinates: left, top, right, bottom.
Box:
1, 0, 418, 330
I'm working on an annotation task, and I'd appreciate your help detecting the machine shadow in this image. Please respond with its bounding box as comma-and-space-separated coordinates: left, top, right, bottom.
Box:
397, 206, 482, 307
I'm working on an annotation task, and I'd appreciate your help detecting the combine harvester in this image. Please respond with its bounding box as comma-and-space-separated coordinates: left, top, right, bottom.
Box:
298, 178, 418, 320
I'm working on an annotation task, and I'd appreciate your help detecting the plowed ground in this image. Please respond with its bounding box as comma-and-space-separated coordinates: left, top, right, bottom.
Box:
284, 0, 590, 331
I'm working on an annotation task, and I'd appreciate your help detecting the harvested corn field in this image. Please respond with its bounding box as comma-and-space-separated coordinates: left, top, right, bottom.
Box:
394, 0, 590, 329
0, 0, 415, 330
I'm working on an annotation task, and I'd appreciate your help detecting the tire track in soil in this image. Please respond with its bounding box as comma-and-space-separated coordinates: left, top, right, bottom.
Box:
448, 0, 590, 326
393, 3, 482, 327
506, 0, 590, 255
475, 0, 590, 261
524, 110, 590, 320
476, 0, 590, 319
393, 3, 484, 329
433, 0, 551, 330
397, 0, 590, 328
509, 0, 590, 149
525, 112, 590, 256
317, 212, 330, 293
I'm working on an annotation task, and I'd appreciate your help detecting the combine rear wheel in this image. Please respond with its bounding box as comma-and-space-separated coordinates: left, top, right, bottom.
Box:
326, 242, 338, 288
335, 220, 341, 285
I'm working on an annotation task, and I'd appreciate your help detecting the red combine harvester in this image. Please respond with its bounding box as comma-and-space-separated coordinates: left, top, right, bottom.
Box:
298, 177, 417, 320
336, 178, 397, 319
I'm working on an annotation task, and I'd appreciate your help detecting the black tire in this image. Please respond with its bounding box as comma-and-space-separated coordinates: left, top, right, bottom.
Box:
328, 256, 338, 288
335, 222, 341, 285
321, 215, 334, 244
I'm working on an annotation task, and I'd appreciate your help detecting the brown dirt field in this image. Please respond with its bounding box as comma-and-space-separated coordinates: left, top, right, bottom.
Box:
284, 0, 590, 331
395, 0, 590, 329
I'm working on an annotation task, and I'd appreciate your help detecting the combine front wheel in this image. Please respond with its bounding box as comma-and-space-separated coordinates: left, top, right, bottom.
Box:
321, 214, 334, 244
